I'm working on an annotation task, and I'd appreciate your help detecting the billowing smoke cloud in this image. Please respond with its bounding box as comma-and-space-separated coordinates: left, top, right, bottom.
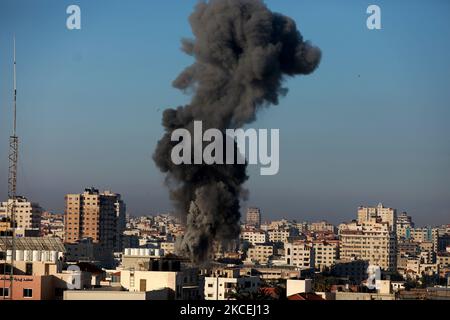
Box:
153, 0, 321, 263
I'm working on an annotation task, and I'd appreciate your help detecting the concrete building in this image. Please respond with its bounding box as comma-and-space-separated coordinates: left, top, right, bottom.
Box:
330, 259, 370, 284
160, 241, 176, 255
286, 279, 312, 297
204, 268, 260, 300
64, 188, 119, 248
246, 244, 273, 265
120, 268, 201, 300
268, 229, 296, 244
409, 227, 438, 246
311, 240, 339, 270
0, 196, 43, 234
284, 241, 315, 269
0, 237, 94, 300
340, 221, 396, 271
437, 252, 450, 268
310, 221, 336, 234
240, 266, 302, 280
357, 203, 397, 231
64, 238, 114, 267
246, 207, 261, 228
396, 212, 414, 240
438, 234, 450, 252
102, 191, 126, 252
64, 188, 126, 266
241, 230, 267, 245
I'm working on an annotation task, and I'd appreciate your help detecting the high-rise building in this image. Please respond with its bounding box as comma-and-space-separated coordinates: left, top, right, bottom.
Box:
64, 188, 121, 250
340, 205, 397, 271
102, 190, 126, 252
340, 221, 397, 271
0, 196, 42, 234
357, 203, 397, 231
246, 207, 261, 228
396, 212, 414, 240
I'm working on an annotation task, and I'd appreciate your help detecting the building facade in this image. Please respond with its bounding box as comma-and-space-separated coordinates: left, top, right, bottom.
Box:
0, 196, 43, 233
284, 241, 315, 269
246, 208, 262, 228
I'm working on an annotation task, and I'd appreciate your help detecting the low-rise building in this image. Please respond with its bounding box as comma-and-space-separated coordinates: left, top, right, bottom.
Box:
246, 244, 273, 265
203, 268, 260, 300
330, 259, 369, 284
284, 241, 315, 269
311, 240, 339, 270
241, 230, 267, 245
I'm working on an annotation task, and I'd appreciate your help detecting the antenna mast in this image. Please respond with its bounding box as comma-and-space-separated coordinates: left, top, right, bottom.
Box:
6, 35, 19, 300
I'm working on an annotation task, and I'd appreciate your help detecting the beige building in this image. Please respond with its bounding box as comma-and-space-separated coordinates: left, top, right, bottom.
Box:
357, 203, 397, 231
286, 279, 312, 297
0, 196, 43, 233
409, 227, 438, 249
310, 221, 336, 233
120, 268, 201, 300
268, 229, 295, 243
160, 241, 176, 255
64, 188, 121, 250
312, 240, 339, 270
340, 222, 396, 271
246, 244, 273, 264
437, 252, 450, 268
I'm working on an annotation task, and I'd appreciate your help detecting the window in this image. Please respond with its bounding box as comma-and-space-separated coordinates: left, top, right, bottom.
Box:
208, 283, 213, 288
23, 288, 33, 298
26, 263, 33, 276
0, 288, 10, 297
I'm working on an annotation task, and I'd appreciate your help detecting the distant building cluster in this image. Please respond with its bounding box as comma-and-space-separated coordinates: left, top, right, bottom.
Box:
1, 192, 450, 300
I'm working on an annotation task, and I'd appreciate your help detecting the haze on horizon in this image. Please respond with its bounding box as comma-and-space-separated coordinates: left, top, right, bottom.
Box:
0, 0, 449, 227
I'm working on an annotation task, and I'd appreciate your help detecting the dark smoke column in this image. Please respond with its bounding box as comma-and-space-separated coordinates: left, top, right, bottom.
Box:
153, 0, 321, 264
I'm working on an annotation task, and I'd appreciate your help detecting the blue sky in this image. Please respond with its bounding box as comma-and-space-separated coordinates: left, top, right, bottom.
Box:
0, 0, 449, 225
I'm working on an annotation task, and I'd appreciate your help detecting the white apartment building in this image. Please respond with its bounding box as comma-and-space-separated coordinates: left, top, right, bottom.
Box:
0, 196, 43, 232
204, 269, 260, 300
241, 230, 267, 245
247, 244, 274, 264
284, 242, 315, 269
121, 268, 201, 300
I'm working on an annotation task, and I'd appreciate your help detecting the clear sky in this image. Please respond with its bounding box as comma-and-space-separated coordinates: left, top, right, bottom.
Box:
0, 0, 449, 226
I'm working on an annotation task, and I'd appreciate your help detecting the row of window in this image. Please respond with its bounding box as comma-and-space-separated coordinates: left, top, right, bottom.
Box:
0, 288, 33, 298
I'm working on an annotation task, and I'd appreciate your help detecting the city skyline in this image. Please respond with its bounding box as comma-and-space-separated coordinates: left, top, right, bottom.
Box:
1, 0, 450, 226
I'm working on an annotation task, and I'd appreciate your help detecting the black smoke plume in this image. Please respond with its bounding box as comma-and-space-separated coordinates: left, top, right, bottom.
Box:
153, 0, 321, 263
